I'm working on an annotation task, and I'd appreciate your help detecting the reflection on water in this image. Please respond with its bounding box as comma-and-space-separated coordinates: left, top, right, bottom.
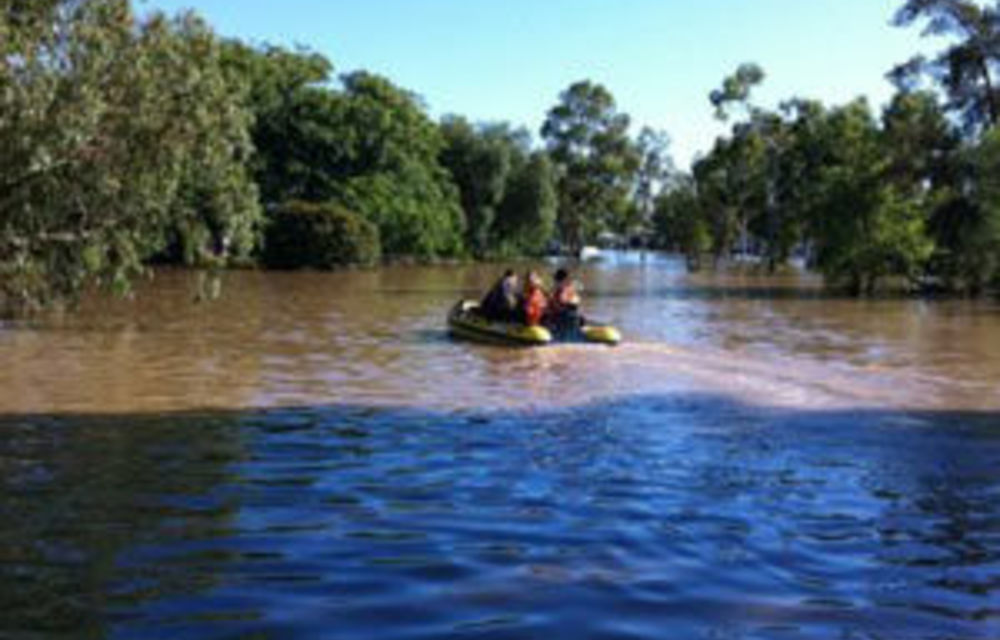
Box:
0, 398, 998, 639
2, 255, 1000, 638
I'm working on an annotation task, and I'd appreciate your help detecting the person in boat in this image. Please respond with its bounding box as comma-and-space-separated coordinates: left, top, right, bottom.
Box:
479, 269, 520, 321
522, 270, 549, 327
547, 267, 583, 335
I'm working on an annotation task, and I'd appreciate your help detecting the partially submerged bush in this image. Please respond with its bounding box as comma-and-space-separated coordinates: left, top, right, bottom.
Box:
263, 201, 381, 269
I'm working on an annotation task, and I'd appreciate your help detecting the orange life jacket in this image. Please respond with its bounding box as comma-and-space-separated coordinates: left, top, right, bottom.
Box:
524, 286, 548, 326
550, 281, 579, 313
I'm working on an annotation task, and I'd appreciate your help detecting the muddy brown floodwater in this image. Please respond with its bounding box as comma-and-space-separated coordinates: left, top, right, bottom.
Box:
1, 253, 999, 639
2, 254, 999, 414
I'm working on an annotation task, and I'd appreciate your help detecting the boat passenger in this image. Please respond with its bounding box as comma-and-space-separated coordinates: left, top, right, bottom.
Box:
547, 267, 583, 334
522, 270, 548, 327
480, 269, 519, 321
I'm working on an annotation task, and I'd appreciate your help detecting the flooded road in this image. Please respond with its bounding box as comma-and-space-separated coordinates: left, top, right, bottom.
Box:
1, 254, 999, 638
3, 254, 1000, 414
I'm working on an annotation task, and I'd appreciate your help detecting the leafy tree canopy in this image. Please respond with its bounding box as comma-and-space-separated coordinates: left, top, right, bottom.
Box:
891, 0, 1000, 133
541, 80, 640, 252
1, 0, 260, 314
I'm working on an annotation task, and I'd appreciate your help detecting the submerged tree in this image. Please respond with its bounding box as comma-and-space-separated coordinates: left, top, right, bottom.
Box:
229, 47, 466, 260
333, 71, 465, 258
541, 80, 640, 253
633, 127, 676, 240
0, 0, 260, 315
804, 99, 934, 293
651, 176, 710, 269
439, 117, 515, 257
697, 63, 773, 265
493, 151, 558, 256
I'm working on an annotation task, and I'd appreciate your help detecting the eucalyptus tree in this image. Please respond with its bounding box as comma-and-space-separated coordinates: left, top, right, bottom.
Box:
541, 80, 640, 253
805, 99, 934, 293
710, 63, 766, 122
493, 151, 558, 256
891, 0, 1000, 133
651, 176, 710, 269
697, 63, 773, 265
881, 90, 958, 189
633, 127, 675, 238
1, 0, 260, 314
923, 128, 1000, 292
439, 117, 515, 257
772, 98, 829, 265
965, 128, 1000, 289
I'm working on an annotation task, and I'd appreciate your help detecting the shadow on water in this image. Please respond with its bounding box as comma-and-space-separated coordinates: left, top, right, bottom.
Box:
1, 395, 999, 640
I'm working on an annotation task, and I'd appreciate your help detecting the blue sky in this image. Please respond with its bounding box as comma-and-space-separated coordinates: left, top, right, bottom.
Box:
140, 0, 935, 169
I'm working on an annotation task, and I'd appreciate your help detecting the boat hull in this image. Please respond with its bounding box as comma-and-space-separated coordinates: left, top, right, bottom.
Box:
447, 300, 621, 346
447, 301, 552, 346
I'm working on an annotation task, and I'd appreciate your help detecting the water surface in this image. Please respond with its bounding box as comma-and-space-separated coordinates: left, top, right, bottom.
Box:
1, 255, 998, 638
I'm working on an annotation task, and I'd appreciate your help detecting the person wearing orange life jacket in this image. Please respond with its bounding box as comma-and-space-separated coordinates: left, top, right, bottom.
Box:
522, 270, 548, 326
547, 267, 584, 335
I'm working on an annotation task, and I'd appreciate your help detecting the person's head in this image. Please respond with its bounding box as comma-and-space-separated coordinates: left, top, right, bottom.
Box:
502, 269, 515, 279
525, 270, 542, 290
554, 268, 569, 283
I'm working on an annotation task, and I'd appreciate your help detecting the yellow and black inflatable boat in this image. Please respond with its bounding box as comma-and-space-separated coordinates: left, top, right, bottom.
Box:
447, 300, 621, 346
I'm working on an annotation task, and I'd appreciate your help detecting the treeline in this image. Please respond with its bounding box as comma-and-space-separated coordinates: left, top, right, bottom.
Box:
1, 0, 645, 314
2, 0, 1000, 315
654, 1, 1000, 295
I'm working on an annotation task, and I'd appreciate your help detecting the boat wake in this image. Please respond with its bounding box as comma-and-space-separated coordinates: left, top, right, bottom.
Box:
499, 339, 964, 413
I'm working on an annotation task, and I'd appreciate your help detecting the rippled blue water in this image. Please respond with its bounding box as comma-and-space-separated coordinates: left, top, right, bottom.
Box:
2, 395, 998, 639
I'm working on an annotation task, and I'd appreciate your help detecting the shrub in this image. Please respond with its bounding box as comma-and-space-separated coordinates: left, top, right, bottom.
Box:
263, 201, 380, 269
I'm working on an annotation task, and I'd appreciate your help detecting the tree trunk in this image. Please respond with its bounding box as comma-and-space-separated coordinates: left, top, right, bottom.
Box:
978, 55, 998, 128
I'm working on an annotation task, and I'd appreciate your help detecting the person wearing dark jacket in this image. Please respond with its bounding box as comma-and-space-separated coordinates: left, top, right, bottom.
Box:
480, 270, 519, 321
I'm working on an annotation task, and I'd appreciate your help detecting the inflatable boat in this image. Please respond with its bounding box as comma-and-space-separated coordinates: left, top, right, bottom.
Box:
447, 300, 621, 346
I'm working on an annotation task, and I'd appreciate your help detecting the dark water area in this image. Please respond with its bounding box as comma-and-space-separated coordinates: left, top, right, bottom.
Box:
2, 254, 1000, 638
2, 399, 999, 639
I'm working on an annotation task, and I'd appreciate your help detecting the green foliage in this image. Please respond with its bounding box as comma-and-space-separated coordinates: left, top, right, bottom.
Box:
493, 152, 558, 256
881, 90, 958, 189
802, 100, 934, 293
652, 178, 710, 268
331, 72, 465, 258
693, 131, 769, 263
696, 64, 797, 268
8, 2, 1000, 309
879, 90, 983, 291
439, 117, 514, 256
928, 129, 1000, 292
221, 41, 339, 205
0, 0, 261, 315
634, 127, 675, 232
657, 66, 946, 293
813, 183, 934, 293
438, 118, 556, 257
541, 80, 640, 253
973, 129, 1000, 284
711, 63, 766, 121
336, 163, 464, 259
891, 0, 1000, 133
263, 201, 380, 269
229, 47, 466, 260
